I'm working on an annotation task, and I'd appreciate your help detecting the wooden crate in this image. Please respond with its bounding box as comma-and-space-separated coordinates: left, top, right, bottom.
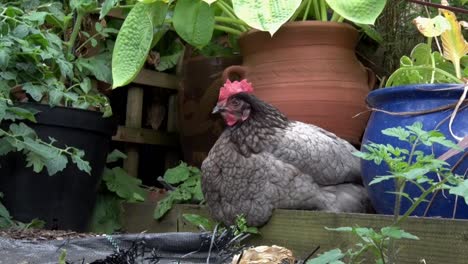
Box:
122, 203, 468, 263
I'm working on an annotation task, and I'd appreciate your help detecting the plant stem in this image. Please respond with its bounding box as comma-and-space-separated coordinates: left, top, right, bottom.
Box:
214, 25, 242, 36
214, 16, 249, 31
67, 11, 84, 57
319, 0, 328, 21
215, 0, 249, 32
75, 32, 101, 53
303, 0, 312, 21
311, 0, 320, 20
395, 178, 449, 225
393, 180, 406, 222
290, 0, 309, 21
330, 12, 343, 22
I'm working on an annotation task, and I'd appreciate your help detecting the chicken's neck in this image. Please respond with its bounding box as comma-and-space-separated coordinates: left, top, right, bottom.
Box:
228, 100, 289, 156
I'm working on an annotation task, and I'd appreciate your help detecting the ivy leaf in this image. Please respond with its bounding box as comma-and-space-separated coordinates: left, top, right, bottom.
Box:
163, 162, 191, 184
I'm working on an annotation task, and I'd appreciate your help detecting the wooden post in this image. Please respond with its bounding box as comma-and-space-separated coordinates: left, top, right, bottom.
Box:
124, 86, 144, 177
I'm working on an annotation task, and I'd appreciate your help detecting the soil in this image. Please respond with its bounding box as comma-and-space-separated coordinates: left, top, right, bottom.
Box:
0, 228, 98, 241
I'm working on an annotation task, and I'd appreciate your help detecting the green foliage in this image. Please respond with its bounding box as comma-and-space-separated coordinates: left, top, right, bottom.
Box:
90, 150, 147, 234
154, 162, 204, 220
308, 122, 465, 263
182, 213, 259, 235
112, 1, 157, 88
0, 0, 116, 176
306, 249, 345, 264
0, 192, 45, 229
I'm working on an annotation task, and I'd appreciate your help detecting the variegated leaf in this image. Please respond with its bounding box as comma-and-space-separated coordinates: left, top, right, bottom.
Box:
413, 15, 450, 37
441, 8, 468, 78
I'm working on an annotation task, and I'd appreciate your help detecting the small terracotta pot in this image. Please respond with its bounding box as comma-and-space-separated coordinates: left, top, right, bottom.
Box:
223, 21, 375, 145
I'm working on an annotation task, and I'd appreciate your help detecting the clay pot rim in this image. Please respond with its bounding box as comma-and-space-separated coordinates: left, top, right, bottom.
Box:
239, 21, 357, 38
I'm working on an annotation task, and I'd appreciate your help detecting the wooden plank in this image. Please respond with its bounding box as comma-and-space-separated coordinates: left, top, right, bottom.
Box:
172, 205, 468, 263
112, 126, 179, 146
123, 87, 144, 177
133, 69, 179, 90
122, 202, 179, 233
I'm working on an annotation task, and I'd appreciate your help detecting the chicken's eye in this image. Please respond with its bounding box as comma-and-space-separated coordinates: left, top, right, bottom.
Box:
230, 98, 240, 107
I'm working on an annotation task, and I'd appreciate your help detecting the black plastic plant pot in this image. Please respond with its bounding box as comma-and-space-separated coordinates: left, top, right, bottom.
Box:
0, 103, 116, 231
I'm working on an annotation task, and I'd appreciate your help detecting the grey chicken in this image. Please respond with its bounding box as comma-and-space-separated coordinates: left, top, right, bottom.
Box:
201, 79, 370, 227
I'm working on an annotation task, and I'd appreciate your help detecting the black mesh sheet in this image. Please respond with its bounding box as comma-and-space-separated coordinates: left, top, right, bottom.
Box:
0, 231, 245, 264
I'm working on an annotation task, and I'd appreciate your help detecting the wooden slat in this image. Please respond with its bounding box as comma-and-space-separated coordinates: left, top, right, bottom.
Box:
122, 203, 468, 264
122, 202, 179, 233
123, 86, 144, 177
112, 126, 179, 146
133, 69, 179, 90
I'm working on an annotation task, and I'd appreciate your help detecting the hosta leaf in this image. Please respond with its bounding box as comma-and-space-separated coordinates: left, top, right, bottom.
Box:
232, 0, 301, 35
173, 0, 214, 48
326, 0, 386, 25
440, 8, 468, 79
413, 15, 450, 37
112, 2, 157, 88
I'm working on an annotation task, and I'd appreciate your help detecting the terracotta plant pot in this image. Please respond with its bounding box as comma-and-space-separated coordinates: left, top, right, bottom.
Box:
179, 56, 242, 166
222, 21, 375, 145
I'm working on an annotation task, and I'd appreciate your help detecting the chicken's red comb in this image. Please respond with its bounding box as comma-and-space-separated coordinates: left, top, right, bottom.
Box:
218, 79, 254, 101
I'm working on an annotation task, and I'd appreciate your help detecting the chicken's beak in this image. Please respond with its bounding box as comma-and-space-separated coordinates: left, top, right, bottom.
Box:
212, 105, 221, 114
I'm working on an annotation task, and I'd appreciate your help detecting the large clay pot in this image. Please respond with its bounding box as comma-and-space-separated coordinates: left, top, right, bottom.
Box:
179, 56, 242, 166
223, 21, 375, 145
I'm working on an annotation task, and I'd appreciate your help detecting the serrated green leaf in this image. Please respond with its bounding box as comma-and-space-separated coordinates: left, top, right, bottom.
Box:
100, 0, 119, 19
106, 149, 127, 163
22, 83, 45, 101
76, 53, 113, 83
382, 126, 410, 141
89, 194, 123, 234
13, 25, 29, 38
381, 226, 419, 240
173, 0, 214, 48
48, 89, 64, 106
369, 175, 395, 185
163, 162, 191, 184
104, 167, 146, 201
183, 213, 214, 230
112, 2, 157, 88
232, 0, 301, 35
57, 59, 73, 79
0, 49, 11, 70
154, 195, 174, 219
23, 11, 49, 25
7, 107, 37, 122
306, 249, 345, 264
156, 42, 184, 71
71, 154, 91, 174
44, 153, 68, 176
80, 77, 92, 94
449, 180, 468, 205
326, 0, 386, 25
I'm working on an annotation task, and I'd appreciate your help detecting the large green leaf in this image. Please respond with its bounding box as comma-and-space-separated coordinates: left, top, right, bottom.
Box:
232, 0, 301, 35
326, 0, 386, 25
112, 2, 157, 88
173, 0, 214, 48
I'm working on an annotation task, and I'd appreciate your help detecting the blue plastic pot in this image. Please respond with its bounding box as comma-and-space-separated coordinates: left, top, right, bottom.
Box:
361, 84, 467, 218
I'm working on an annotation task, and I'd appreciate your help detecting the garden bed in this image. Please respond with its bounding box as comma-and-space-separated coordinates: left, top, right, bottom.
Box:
123, 203, 468, 264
